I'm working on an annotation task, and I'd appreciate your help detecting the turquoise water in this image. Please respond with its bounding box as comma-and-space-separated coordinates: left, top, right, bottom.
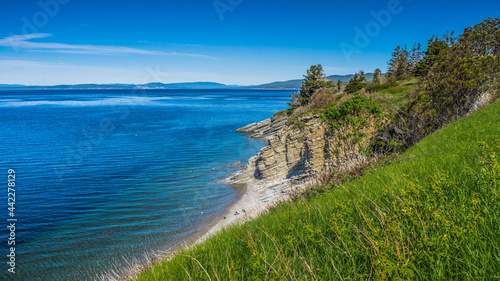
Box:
0, 89, 293, 280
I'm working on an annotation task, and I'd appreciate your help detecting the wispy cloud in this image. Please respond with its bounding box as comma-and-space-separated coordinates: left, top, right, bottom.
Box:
0, 33, 214, 58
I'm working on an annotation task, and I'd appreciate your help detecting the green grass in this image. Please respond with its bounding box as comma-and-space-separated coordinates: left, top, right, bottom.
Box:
367, 79, 418, 113
136, 100, 500, 280
272, 109, 292, 117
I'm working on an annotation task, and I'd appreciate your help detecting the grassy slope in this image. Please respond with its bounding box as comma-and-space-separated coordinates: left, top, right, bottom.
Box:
137, 100, 500, 280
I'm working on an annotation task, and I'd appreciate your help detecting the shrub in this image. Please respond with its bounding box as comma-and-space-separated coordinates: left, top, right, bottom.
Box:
386, 17, 500, 148
344, 71, 367, 94
321, 94, 382, 129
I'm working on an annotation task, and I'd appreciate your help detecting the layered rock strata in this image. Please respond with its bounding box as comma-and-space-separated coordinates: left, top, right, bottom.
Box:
230, 114, 380, 185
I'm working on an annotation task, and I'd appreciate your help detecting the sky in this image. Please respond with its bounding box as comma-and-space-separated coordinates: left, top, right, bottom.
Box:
0, 0, 498, 86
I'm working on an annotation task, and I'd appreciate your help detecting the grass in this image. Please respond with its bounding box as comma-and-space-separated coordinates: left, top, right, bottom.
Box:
290, 79, 417, 121
135, 99, 500, 281
366, 79, 418, 113
272, 109, 291, 117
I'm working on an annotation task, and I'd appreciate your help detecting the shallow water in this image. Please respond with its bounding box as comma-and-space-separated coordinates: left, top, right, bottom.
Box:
0, 89, 293, 280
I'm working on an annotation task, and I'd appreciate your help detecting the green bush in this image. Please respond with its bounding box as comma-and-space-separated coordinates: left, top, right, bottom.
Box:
321, 94, 382, 129
344, 72, 367, 94
390, 17, 500, 148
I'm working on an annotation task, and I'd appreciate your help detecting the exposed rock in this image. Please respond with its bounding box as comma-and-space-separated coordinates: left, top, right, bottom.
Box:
235, 114, 289, 139
232, 114, 382, 185
468, 91, 498, 115
224, 161, 245, 168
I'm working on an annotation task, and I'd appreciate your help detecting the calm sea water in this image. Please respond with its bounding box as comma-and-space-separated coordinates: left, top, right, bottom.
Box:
0, 89, 293, 280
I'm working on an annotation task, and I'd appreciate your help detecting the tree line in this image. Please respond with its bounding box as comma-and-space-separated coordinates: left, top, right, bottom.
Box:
288, 17, 500, 152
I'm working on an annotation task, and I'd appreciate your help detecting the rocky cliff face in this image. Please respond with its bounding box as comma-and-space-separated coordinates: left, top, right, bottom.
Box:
233, 113, 381, 185
235, 114, 289, 139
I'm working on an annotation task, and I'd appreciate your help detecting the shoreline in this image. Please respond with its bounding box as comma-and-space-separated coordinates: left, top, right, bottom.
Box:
112, 158, 312, 280
157, 154, 313, 263
116, 116, 311, 280
106, 158, 276, 281
189, 155, 314, 246
186, 116, 295, 245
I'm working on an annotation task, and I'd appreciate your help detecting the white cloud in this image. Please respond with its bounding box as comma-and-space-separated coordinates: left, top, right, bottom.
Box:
0, 33, 214, 58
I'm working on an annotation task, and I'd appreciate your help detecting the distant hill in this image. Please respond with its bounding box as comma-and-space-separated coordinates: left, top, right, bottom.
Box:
26, 83, 137, 89
0, 84, 26, 88
0, 82, 234, 90
139, 82, 235, 89
0, 74, 376, 90
328, 73, 375, 83
253, 79, 304, 89
254, 73, 376, 89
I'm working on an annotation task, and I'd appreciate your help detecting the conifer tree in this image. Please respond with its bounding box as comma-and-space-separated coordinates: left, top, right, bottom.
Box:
373, 68, 382, 84
414, 37, 450, 77
344, 71, 367, 94
289, 64, 333, 107
387, 45, 410, 80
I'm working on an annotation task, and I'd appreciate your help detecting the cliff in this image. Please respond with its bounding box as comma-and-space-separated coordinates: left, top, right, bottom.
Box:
235, 114, 289, 139
230, 111, 382, 187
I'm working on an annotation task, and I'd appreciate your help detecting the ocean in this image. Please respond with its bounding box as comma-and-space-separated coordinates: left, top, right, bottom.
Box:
0, 89, 294, 280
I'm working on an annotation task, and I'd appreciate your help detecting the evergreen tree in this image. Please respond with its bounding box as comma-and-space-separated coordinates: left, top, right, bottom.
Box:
359, 70, 366, 81
337, 79, 342, 92
393, 17, 500, 147
414, 37, 450, 77
408, 43, 423, 75
289, 64, 333, 107
387, 45, 410, 80
373, 68, 382, 84
344, 71, 367, 94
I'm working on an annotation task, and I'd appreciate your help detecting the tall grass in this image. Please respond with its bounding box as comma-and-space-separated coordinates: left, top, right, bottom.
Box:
135, 100, 500, 280
367, 79, 418, 113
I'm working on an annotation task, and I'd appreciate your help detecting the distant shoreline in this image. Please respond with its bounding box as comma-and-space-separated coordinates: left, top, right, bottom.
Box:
0, 73, 372, 91
0, 87, 300, 90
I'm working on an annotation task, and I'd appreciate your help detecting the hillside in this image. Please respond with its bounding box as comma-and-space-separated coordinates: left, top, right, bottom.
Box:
135, 97, 500, 280
256, 73, 376, 89
132, 17, 500, 280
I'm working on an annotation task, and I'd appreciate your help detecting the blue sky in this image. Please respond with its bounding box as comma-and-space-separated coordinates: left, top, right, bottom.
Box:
0, 0, 498, 85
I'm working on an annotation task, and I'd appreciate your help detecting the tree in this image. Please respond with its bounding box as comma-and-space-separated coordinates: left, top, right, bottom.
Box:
359, 70, 366, 81
392, 17, 500, 147
344, 71, 367, 94
289, 64, 333, 107
373, 68, 382, 84
337, 79, 342, 92
408, 43, 423, 75
387, 45, 410, 80
413, 37, 450, 77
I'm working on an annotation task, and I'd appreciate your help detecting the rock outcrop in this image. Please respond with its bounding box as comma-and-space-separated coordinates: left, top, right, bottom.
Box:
231, 113, 382, 185
235, 114, 289, 139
